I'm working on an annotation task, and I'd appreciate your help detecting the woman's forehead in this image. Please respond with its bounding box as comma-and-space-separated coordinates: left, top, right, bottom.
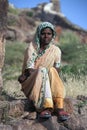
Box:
41, 27, 53, 32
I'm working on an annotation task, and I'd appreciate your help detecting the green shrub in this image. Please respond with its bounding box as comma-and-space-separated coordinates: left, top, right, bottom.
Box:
8, 6, 20, 15
3, 41, 27, 80
59, 30, 80, 44
7, 15, 17, 26
58, 31, 87, 75
5, 41, 27, 65
26, 11, 33, 17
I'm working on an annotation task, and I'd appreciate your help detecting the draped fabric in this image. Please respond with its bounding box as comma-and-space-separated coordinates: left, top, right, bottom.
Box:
21, 42, 65, 111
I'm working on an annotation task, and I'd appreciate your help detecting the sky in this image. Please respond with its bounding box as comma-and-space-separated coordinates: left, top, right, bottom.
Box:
8, 0, 87, 30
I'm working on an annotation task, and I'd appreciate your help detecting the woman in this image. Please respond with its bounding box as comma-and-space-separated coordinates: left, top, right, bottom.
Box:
18, 22, 69, 122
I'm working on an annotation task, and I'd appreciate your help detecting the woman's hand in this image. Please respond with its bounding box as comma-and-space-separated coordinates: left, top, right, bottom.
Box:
55, 67, 61, 73
18, 74, 27, 83
18, 68, 37, 83
28, 68, 36, 74
25, 68, 37, 76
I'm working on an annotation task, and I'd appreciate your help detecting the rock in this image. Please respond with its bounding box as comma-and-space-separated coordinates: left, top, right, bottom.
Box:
6, 29, 16, 41
0, 97, 87, 129
9, 100, 24, 118
0, 101, 9, 123
0, 124, 13, 130
64, 98, 73, 114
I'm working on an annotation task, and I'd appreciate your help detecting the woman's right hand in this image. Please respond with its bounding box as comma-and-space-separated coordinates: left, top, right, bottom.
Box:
25, 68, 36, 75
28, 68, 36, 74
18, 74, 27, 83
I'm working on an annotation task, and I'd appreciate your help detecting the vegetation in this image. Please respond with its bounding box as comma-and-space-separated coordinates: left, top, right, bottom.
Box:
3, 31, 87, 80
3, 31, 87, 97
59, 31, 87, 76
8, 6, 20, 15
3, 41, 27, 81
26, 11, 34, 17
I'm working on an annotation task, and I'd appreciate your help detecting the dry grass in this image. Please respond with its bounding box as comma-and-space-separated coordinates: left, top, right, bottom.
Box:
61, 74, 87, 98
2, 74, 87, 99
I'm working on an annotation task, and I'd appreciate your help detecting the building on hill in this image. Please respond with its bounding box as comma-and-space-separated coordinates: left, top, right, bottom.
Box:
50, 0, 61, 12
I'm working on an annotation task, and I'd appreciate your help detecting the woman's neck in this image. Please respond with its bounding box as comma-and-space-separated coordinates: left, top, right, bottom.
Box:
40, 45, 47, 50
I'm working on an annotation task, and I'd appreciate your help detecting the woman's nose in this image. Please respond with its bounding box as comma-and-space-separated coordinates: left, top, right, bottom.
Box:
44, 33, 48, 38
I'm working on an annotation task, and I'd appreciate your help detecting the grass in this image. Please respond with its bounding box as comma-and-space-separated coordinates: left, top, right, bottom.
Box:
60, 73, 87, 98
8, 6, 20, 15
3, 41, 27, 81
58, 30, 87, 76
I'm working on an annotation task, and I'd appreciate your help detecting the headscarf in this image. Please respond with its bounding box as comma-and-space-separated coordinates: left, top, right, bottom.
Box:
34, 22, 56, 50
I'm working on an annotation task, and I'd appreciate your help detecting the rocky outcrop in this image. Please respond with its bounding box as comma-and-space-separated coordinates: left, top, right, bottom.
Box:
0, 96, 87, 130
39, 2, 87, 43
1, 1, 87, 129
6, 1, 87, 43
1, 74, 87, 129
6, 12, 36, 42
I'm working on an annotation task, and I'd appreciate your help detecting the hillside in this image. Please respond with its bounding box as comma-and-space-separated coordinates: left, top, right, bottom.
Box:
6, 2, 87, 43
3, 0, 87, 101
0, 1, 87, 129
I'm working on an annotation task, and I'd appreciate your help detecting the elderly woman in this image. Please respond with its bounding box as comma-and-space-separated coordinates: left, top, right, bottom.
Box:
18, 22, 69, 122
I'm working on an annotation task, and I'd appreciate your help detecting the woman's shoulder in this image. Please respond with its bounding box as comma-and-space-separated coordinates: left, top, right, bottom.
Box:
23, 42, 36, 55
27, 42, 34, 48
27, 42, 36, 50
51, 44, 61, 53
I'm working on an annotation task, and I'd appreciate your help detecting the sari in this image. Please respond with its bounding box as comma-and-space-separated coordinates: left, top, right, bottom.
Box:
21, 41, 65, 112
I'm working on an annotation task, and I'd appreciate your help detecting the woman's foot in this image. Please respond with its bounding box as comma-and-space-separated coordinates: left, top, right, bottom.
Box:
55, 109, 70, 122
37, 109, 51, 119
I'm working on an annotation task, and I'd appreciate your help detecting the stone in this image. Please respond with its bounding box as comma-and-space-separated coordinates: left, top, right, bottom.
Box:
0, 101, 9, 123
0, 97, 87, 129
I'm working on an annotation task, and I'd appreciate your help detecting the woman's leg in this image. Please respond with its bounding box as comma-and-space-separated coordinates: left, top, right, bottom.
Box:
49, 67, 65, 109
36, 67, 53, 119
49, 67, 69, 121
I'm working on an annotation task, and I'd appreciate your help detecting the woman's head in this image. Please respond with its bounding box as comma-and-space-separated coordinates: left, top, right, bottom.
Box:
34, 22, 56, 49
37, 22, 55, 38
40, 27, 53, 46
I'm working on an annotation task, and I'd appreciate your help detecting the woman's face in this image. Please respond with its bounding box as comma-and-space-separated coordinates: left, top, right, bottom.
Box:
40, 27, 53, 46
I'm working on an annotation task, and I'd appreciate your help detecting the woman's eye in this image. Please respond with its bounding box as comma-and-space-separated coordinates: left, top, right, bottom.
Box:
48, 33, 52, 35
41, 33, 52, 35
